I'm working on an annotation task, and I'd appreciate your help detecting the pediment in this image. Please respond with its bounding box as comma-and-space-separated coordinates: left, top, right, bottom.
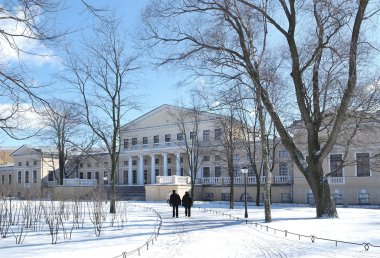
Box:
123, 104, 219, 132
11, 145, 41, 157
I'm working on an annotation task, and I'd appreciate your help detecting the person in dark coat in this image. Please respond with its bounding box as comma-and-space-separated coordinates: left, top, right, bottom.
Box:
182, 191, 193, 217
169, 190, 181, 218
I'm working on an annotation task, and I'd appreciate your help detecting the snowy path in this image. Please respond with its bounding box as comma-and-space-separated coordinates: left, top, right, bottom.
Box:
130, 202, 380, 258
1, 202, 379, 257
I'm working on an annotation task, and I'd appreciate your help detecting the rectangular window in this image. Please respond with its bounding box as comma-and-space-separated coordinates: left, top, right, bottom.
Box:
26, 161, 29, 166
48, 171, 54, 181
123, 139, 129, 149
165, 134, 171, 142
190, 132, 196, 140
180, 156, 183, 163
143, 137, 148, 144
87, 163, 91, 168
103, 171, 108, 184
215, 166, 222, 177
214, 128, 222, 141
330, 154, 343, 177
132, 170, 137, 184
95, 162, 99, 167
279, 150, 288, 157
87, 172, 91, 179
123, 170, 128, 184
168, 168, 172, 176
95, 172, 99, 184
124, 160, 128, 166
203, 167, 210, 177
132, 137, 137, 145
155, 158, 160, 164
33, 160, 37, 166
233, 154, 240, 160
168, 158, 172, 164
279, 162, 288, 176
203, 130, 210, 141
358, 193, 370, 205
215, 155, 221, 161
8, 175, 12, 184
154, 135, 159, 143
132, 160, 137, 166
18, 161, 22, 167
203, 155, 210, 162
79, 172, 84, 179
79, 163, 83, 168
357, 153, 370, 177
248, 167, 254, 176
33, 170, 37, 183
25, 171, 29, 184
221, 193, 230, 201
1, 175, 4, 185
144, 170, 148, 184
155, 169, 160, 176
177, 133, 183, 141
18, 171, 22, 184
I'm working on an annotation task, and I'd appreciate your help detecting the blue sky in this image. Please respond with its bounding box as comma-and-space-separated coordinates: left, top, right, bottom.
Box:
2, 0, 190, 147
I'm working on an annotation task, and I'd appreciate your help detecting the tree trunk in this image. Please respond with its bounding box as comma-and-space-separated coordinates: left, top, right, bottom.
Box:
255, 174, 260, 206
263, 171, 272, 222
314, 182, 337, 218
229, 179, 234, 209
308, 159, 338, 218
109, 155, 117, 214
59, 156, 65, 185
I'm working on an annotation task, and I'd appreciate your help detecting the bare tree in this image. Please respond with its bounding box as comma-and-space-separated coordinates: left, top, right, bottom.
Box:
217, 107, 242, 209
142, 0, 374, 218
169, 104, 207, 198
0, 0, 64, 138
40, 100, 95, 185
63, 11, 139, 213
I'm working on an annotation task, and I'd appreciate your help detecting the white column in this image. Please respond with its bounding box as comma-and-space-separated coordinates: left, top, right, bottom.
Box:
138, 155, 144, 185
128, 156, 133, 185
176, 153, 181, 176
163, 153, 168, 176
151, 155, 156, 184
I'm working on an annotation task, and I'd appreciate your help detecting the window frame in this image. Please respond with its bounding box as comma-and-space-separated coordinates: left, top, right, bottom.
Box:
203, 130, 210, 141
329, 154, 343, 177
214, 128, 222, 141
356, 152, 370, 177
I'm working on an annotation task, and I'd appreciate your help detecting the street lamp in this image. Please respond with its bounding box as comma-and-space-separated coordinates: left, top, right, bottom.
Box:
241, 166, 248, 219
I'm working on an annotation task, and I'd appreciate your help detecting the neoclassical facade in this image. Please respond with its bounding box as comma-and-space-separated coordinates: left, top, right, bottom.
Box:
1, 105, 380, 205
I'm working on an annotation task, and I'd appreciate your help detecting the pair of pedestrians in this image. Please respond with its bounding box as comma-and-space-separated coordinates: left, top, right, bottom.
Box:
169, 190, 193, 218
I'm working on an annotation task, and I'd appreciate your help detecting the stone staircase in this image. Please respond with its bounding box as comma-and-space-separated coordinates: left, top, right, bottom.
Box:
103, 185, 146, 201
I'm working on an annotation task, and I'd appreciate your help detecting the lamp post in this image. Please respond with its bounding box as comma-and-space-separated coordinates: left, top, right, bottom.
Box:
241, 167, 248, 218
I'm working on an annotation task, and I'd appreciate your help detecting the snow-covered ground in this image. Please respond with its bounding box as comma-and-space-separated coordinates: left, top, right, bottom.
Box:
1, 201, 380, 258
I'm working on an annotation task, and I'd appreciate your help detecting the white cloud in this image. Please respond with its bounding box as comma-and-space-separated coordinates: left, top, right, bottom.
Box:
0, 103, 45, 130
0, 6, 59, 66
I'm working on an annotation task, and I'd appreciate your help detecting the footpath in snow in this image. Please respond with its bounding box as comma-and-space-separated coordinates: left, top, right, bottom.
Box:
127, 202, 380, 258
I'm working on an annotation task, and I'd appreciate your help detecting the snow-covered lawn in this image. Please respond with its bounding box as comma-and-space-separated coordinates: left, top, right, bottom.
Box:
1, 201, 380, 257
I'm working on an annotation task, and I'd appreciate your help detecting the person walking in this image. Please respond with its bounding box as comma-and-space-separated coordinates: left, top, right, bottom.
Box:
169, 190, 181, 218
182, 191, 193, 217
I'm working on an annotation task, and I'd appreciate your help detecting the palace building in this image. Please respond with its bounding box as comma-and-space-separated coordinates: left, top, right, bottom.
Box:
1, 104, 379, 205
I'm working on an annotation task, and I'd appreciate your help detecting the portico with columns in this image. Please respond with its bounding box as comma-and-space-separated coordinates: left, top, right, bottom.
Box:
120, 150, 185, 186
